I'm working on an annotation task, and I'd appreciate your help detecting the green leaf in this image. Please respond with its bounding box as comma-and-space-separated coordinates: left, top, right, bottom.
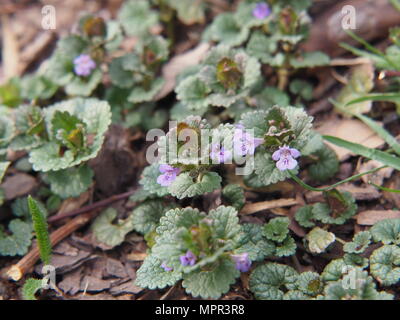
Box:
140, 163, 170, 197
312, 191, 357, 225
324, 269, 393, 300
323, 135, 400, 171
182, 257, 239, 299
321, 259, 347, 282
308, 145, 339, 182
0, 219, 33, 256
168, 172, 222, 199
295, 205, 316, 228
127, 77, 165, 103
29, 98, 111, 172
165, 0, 205, 25
0, 78, 21, 107
0, 161, 10, 183
135, 255, 182, 290
289, 79, 313, 101
305, 227, 336, 254
221, 184, 245, 211
118, 0, 159, 36
274, 235, 297, 257
91, 208, 135, 247
296, 272, 324, 297
28, 196, 51, 265
290, 52, 330, 69
44, 165, 93, 199
263, 217, 290, 242
131, 199, 176, 235
235, 223, 275, 261
249, 263, 298, 300
20, 75, 57, 100
343, 231, 371, 254
175, 76, 211, 110
254, 151, 296, 186
209, 206, 240, 240
22, 278, 43, 300
343, 253, 369, 269
370, 245, 400, 286
64, 69, 102, 97
370, 218, 400, 245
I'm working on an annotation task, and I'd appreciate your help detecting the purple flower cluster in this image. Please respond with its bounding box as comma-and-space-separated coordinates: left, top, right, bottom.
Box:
180, 250, 197, 266
233, 126, 264, 157
252, 2, 271, 20
156, 164, 181, 187
272, 146, 301, 171
231, 253, 251, 272
210, 143, 232, 164
73, 54, 96, 77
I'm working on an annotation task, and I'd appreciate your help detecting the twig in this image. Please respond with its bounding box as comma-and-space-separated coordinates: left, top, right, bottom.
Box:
48, 189, 136, 223
7, 212, 96, 281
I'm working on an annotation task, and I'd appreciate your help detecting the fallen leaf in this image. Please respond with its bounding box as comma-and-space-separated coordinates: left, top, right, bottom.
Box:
317, 118, 384, 161
359, 160, 394, 185
305, 184, 380, 202
0, 173, 37, 200
356, 210, 400, 225
154, 42, 210, 100
240, 198, 298, 215
126, 252, 147, 261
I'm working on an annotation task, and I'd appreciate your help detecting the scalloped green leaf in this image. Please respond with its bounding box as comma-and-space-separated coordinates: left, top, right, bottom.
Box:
290, 51, 330, 69
370, 218, 400, 245
0, 219, 33, 256
29, 98, 111, 172
22, 278, 43, 300
344, 231, 371, 254
308, 145, 339, 182
43, 165, 93, 199
131, 199, 176, 235
140, 163, 170, 197
91, 208, 135, 247
135, 255, 182, 290
118, 0, 159, 36
235, 223, 275, 261
264, 217, 290, 242
370, 245, 400, 286
221, 184, 245, 211
295, 205, 316, 228
296, 272, 324, 297
249, 263, 298, 300
275, 235, 297, 257
182, 257, 239, 299
168, 172, 222, 199
321, 259, 347, 282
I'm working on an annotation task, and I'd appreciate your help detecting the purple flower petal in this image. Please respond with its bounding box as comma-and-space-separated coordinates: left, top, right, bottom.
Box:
231, 253, 251, 272
252, 2, 271, 20
289, 147, 301, 158
161, 262, 173, 272
272, 149, 281, 161
276, 156, 298, 171
180, 250, 197, 266
73, 54, 96, 77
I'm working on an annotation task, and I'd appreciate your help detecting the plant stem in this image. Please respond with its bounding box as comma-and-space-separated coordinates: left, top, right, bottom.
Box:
288, 166, 387, 192
369, 182, 400, 193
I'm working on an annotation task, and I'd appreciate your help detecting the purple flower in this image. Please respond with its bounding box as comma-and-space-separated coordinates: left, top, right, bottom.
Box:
252, 2, 271, 20
73, 54, 96, 77
161, 262, 173, 272
156, 164, 181, 187
231, 253, 251, 272
233, 128, 264, 157
180, 250, 197, 266
272, 145, 301, 171
210, 143, 232, 164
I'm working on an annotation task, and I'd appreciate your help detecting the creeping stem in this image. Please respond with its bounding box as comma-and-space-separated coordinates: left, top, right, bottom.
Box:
288, 166, 387, 192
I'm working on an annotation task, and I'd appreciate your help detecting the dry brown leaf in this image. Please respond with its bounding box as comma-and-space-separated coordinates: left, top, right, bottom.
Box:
126, 252, 147, 261
154, 42, 210, 100
359, 160, 394, 185
317, 118, 384, 161
1, 14, 20, 81
356, 210, 400, 225
240, 198, 298, 215
305, 184, 380, 202
0, 173, 37, 200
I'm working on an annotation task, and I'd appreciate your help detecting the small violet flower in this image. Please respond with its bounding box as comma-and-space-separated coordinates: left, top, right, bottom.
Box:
252, 2, 271, 20
156, 164, 181, 187
180, 250, 197, 266
210, 143, 232, 164
73, 54, 96, 77
161, 262, 173, 272
233, 128, 264, 157
272, 145, 301, 171
231, 253, 251, 272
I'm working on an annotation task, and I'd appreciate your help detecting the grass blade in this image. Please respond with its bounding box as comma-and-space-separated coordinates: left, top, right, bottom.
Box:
323, 135, 400, 171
